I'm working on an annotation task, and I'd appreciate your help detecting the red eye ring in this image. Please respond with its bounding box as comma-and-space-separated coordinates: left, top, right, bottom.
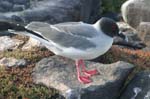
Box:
112, 25, 116, 31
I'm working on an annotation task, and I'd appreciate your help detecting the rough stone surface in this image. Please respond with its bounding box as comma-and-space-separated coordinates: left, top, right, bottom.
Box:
0, 57, 27, 67
0, 1, 13, 12
32, 56, 134, 99
120, 71, 150, 99
113, 22, 146, 49
0, 0, 29, 12
137, 22, 150, 46
143, 46, 150, 52
117, 22, 135, 33
0, 0, 101, 24
117, 22, 140, 42
0, 36, 24, 51
22, 37, 44, 51
121, 0, 150, 29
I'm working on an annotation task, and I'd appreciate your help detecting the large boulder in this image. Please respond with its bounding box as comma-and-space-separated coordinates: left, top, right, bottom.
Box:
0, 0, 101, 24
32, 56, 134, 99
21, 37, 44, 51
121, 0, 150, 29
137, 22, 150, 47
0, 36, 24, 51
117, 22, 139, 42
0, 0, 30, 12
120, 71, 150, 99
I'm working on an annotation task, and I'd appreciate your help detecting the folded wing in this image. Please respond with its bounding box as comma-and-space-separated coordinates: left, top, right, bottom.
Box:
25, 22, 97, 50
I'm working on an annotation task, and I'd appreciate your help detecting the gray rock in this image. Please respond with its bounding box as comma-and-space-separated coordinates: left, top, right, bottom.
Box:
0, 7, 6, 12
32, 56, 134, 99
120, 71, 150, 99
143, 46, 150, 51
117, 22, 140, 42
0, 0, 101, 23
0, 57, 27, 67
113, 22, 146, 49
13, 4, 25, 11
12, 0, 30, 5
117, 22, 135, 33
0, 1, 13, 12
121, 0, 150, 29
0, 0, 30, 11
137, 22, 150, 46
0, 36, 24, 51
22, 37, 44, 51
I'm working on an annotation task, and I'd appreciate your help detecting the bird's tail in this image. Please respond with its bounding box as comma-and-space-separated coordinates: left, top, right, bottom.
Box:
0, 20, 29, 37
0, 21, 47, 41
0, 21, 61, 52
0, 20, 25, 31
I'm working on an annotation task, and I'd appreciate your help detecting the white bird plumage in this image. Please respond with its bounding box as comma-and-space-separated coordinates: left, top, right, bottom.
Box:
10, 20, 113, 60
7, 17, 120, 84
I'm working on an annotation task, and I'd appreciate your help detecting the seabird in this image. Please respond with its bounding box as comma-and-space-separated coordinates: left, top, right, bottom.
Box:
0, 17, 126, 84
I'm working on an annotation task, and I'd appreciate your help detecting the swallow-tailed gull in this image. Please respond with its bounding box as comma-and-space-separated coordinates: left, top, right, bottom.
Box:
0, 17, 126, 84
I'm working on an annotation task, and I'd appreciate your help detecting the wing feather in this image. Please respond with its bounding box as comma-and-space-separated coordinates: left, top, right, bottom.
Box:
26, 22, 97, 50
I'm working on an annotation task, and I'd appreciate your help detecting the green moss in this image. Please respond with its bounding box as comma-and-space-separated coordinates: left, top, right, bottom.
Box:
0, 49, 57, 99
0, 75, 58, 99
0, 49, 53, 63
0, 49, 58, 99
101, 0, 127, 13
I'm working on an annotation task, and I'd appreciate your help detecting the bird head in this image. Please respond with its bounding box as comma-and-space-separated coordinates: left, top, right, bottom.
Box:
99, 17, 128, 41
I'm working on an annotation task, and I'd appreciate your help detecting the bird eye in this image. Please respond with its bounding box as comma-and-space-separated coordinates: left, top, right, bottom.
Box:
112, 25, 116, 31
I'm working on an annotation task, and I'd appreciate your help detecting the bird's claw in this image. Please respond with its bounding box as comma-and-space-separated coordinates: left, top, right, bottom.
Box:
83, 69, 99, 77
78, 76, 92, 84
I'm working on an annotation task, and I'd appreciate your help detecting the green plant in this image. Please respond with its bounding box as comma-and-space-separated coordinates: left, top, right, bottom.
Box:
101, 0, 127, 13
0, 49, 58, 99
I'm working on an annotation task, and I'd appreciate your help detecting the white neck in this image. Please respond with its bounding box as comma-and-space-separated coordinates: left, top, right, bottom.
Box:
92, 20, 112, 39
92, 20, 101, 31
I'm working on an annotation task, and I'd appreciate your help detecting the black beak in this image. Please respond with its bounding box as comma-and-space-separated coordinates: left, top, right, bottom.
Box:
117, 32, 128, 42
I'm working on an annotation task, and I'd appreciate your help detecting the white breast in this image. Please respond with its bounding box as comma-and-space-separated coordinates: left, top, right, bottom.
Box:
86, 32, 113, 59
56, 31, 113, 60
56, 22, 114, 60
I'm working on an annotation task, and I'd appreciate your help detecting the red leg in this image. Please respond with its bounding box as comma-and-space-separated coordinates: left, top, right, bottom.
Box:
75, 60, 91, 84
79, 59, 99, 76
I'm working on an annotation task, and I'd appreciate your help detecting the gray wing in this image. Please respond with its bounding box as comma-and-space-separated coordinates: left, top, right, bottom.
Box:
54, 22, 98, 38
53, 22, 83, 25
26, 22, 97, 50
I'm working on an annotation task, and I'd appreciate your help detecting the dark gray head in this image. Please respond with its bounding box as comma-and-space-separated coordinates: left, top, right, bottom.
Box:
99, 17, 120, 38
